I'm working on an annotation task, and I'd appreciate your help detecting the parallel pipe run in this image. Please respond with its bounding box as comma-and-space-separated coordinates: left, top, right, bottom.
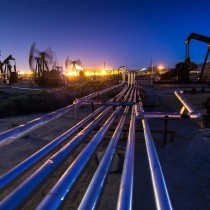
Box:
78, 86, 134, 210
37, 105, 126, 210
174, 89, 201, 120
0, 108, 114, 210
0, 86, 128, 210
0, 107, 104, 189
0, 84, 123, 147
0, 85, 129, 190
117, 106, 136, 210
142, 119, 173, 210
78, 106, 130, 210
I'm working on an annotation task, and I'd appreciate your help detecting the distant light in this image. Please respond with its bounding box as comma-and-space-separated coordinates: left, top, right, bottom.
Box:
140, 68, 147, 71
157, 65, 164, 70
75, 64, 83, 70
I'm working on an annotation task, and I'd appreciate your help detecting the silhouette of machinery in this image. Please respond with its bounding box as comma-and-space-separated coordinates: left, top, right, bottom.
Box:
0, 55, 18, 84
176, 32, 210, 83
29, 42, 63, 86
65, 57, 82, 76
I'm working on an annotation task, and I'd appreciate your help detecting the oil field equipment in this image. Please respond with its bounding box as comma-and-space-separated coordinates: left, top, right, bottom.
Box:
176, 32, 210, 83
29, 42, 63, 86
159, 32, 210, 83
185, 33, 210, 83
65, 57, 83, 76
0, 55, 18, 84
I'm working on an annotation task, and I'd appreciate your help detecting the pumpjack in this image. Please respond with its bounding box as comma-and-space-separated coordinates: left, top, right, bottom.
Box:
0, 55, 18, 84
29, 42, 64, 86
176, 32, 210, 83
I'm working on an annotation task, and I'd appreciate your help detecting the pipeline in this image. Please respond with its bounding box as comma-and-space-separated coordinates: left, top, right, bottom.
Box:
117, 98, 136, 210
78, 85, 135, 210
0, 84, 123, 147
0, 86, 131, 210
1, 81, 201, 210
135, 90, 201, 120
142, 120, 173, 210
135, 92, 173, 210
36, 86, 135, 210
78, 106, 130, 210
174, 89, 201, 120
0, 86, 128, 190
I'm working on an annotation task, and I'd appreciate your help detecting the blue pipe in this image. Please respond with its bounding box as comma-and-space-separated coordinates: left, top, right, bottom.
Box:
0, 106, 104, 189
78, 108, 130, 210
0, 108, 113, 210
0, 84, 123, 146
142, 119, 173, 210
37, 106, 123, 210
0, 85, 128, 189
37, 86, 135, 210
77, 87, 135, 210
136, 92, 173, 210
117, 106, 136, 210
0, 86, 128, 210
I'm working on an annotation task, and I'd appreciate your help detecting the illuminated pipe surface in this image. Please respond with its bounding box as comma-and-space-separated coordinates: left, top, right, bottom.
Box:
142, 119, 173, 210
0, 107, 113, 209
78, 107, 129, 210
0, 107, 104, 189
136, 111, 182, 120
78, 87, 134, 210
1, 85, 128, 189
37, 106, 123, 210
117, 106, 136, 210
0, 84, 122, 146
174, 89, 201, 119
0, 86, 127, 210
136, 92, 173, 210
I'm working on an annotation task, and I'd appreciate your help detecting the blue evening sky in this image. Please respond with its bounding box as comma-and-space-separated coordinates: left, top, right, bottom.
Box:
0, 0, 210, 71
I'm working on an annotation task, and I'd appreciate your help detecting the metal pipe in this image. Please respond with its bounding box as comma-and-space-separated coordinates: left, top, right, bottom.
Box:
0, 86, 129, 190
142, 119, 173, 210
0, 107, 104, 190
78, 86, 134, 210
135, 92, 173, 210
117, 106, 136, 210
78, 106, 130, 210
0, 108, 112, 210
75, 100, 135, 107
174, 89, 201, 119
136, 111, 182, 120
128, 73, 130, 85
37, 106, 124, 210
0, 86, 128, 210
0, 84, 123, 147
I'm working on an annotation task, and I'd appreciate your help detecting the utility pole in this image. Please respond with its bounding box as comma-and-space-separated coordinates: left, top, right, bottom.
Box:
150, 59, 154, 86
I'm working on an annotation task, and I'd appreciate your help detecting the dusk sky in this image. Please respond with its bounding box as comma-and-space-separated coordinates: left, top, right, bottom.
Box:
1, 0, 210, 72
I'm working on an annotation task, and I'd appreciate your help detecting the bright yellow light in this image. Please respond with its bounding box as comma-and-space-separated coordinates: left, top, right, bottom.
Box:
85, 71, 94, 76
74, 64, 83, 70
157, 65, 164, 70
101, 70, 106, 75
66, 70, 77, 76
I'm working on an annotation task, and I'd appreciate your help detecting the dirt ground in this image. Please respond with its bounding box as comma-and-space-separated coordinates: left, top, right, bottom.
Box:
134, 82, 210, 210
0, 82, 210, 210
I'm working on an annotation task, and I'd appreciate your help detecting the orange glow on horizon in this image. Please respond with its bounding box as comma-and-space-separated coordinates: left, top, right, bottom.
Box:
157, 65, 164, 70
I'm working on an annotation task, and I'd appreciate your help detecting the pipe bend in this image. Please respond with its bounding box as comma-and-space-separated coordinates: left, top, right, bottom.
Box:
189, 111, 202, 120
